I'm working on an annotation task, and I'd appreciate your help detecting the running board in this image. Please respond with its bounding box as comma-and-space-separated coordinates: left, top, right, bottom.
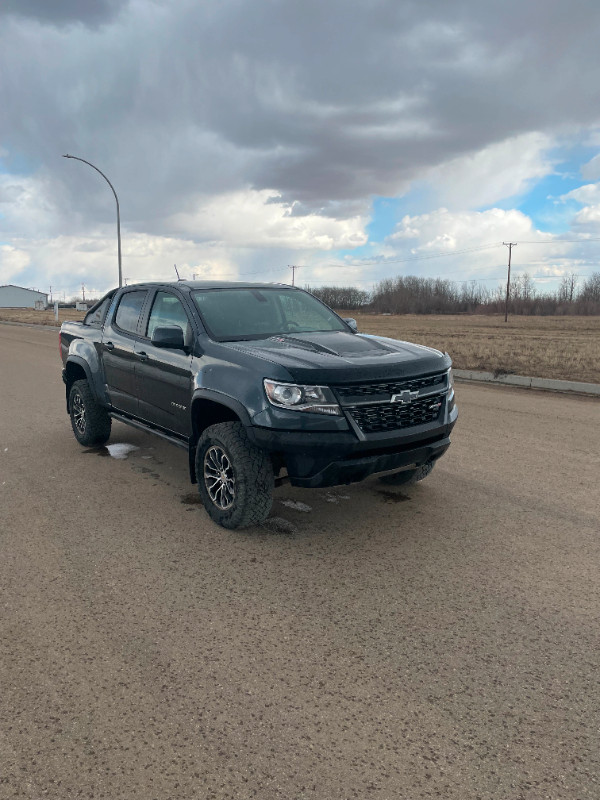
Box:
109, 412, 189, 450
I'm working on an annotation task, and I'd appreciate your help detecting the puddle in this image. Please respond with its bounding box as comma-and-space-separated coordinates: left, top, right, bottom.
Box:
84, 443, 140, 460
181, 492, 203, 506
106, 443, 139, 460
280, 499, 312, 513
376, 489, 411, 504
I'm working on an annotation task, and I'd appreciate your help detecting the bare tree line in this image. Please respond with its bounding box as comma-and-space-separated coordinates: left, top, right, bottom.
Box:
307, 272, 600, 315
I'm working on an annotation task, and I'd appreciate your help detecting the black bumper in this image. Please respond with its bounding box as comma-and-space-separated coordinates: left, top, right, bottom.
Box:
247, 418, 455, 488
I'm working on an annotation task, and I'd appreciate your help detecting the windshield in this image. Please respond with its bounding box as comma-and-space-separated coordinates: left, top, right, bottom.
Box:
191, 287, 348, 341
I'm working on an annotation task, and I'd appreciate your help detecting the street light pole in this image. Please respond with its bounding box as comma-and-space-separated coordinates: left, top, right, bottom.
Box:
62, 154, 122, 288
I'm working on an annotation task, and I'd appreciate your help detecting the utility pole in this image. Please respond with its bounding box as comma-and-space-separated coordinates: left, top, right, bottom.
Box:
49, 285, 53, 304
289, 265, 304, 286
82, 283, 86, 303
503, 242, 517, 322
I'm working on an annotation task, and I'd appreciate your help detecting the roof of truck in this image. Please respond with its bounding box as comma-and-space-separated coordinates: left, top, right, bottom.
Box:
117, 281, 294, 290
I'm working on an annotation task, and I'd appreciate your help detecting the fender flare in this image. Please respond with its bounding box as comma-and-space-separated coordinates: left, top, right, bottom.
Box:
190, 389, 253, 434
188, 390, 255, 484
64, 356, 97, 410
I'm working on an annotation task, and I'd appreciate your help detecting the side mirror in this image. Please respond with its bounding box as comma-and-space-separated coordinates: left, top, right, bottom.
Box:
151, 325, 185, 349
343, 317, 358, 333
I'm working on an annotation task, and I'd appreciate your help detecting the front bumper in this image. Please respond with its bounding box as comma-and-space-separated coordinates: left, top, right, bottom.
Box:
247, 406, 457, 488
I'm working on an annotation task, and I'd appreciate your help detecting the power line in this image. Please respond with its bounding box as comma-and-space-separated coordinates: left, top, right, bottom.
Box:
325, 242, 504, 269
516, 237, 600, 244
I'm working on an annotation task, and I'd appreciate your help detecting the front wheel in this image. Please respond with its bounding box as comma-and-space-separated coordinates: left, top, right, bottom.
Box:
195, 422, 273, 529
69, 379, 111, 447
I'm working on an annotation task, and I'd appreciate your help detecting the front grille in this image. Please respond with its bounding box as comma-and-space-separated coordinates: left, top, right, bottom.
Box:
348, 393, 445, 434
334, 372, 446, 400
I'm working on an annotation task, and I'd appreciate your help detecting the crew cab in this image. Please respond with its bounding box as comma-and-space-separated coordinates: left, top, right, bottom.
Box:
60, 282, 457, 528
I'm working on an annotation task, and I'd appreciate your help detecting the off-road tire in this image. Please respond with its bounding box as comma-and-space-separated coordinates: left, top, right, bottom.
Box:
196, 422, 273, 529
69, 379, 112, 447
378, 460, 434, 487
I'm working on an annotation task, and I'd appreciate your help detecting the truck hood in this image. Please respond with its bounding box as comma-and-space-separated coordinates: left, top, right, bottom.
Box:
220, 330, 450, 384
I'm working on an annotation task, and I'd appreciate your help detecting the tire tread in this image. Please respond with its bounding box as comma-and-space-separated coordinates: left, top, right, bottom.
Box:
196, 422, 273, 529
69, 379, 111, 446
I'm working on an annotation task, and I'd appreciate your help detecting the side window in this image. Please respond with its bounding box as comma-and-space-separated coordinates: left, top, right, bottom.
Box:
114, 291, 147, 335
84, 296, 111, 328
146, 292, 191, 341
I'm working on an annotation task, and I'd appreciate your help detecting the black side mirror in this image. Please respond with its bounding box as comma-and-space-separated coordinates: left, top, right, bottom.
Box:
343, 317, 358, 332
151, 325, 185, 349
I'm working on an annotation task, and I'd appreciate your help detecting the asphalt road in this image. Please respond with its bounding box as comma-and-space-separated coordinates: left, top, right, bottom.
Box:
1, 323, 599, 800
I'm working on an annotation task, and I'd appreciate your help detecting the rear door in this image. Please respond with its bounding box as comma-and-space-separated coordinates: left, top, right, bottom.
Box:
101, 289, 149, 416
134, 289, 194, 436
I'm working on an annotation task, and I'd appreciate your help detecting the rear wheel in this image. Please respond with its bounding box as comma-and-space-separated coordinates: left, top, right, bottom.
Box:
378, 461, 434, 487
69, 379, 111, 447
196, 422, 273, 529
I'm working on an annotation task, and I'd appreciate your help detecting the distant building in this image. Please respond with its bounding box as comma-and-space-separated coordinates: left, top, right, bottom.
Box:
0, 285, 48, 308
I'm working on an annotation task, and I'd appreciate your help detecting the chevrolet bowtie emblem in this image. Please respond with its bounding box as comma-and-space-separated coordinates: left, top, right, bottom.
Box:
391, 389, 419, 404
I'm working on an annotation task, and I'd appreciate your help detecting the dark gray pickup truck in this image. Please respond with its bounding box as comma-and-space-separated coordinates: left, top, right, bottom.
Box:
60, 281, 457, 528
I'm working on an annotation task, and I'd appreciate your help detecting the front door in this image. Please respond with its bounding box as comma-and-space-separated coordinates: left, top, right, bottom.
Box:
102, 289, 148, 416
134, 290, 193, 436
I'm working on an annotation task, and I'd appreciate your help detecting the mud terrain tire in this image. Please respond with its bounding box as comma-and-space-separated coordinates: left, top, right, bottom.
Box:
196, 422, 273, 529
69, 379, 112, 447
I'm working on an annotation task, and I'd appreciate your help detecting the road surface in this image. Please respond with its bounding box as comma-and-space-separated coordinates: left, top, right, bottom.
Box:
1, 323, 599, 799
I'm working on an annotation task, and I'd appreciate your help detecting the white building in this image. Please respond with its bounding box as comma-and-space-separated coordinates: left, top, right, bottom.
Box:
0, 285, 49, 308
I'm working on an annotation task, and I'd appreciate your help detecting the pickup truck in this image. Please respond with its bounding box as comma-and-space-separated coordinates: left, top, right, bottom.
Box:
60, 281, 457, 528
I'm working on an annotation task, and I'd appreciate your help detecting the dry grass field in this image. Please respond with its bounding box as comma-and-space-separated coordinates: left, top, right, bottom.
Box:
1, 307, 598, 383
0, 308, 85, 326
343, 312, 600, 384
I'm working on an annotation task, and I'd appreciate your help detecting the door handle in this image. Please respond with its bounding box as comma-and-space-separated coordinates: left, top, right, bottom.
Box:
105, 341, 114, 351
137, 351, 148, 362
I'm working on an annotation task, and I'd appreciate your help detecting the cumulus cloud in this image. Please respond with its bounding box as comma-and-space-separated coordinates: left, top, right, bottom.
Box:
2, 0, 600, 292
558, 182, 600, 233
560, 184, 600, 205
581, 154, 600, 181
381, 207, 577, 283
0, 245, 32, 284
3, 1, 600, 218
429, 133, 555, 209
167, 189, 367, 249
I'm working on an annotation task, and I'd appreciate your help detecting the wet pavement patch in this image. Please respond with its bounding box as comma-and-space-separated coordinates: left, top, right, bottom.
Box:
181, 492, 203, 506
376, 489, 411, 503
82, 447, 110, 457
280, 499, 312, 513
261, 516, 298, 535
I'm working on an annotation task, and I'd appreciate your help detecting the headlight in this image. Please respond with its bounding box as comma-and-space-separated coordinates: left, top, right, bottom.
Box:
447, 367, 454, 394
264, 380, 341, 416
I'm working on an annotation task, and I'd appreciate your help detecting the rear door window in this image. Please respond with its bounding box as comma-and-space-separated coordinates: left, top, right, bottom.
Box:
114, 291, 147, 335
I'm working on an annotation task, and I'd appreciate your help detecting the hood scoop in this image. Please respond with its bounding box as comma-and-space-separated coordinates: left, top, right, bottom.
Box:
268, 335, 339, 356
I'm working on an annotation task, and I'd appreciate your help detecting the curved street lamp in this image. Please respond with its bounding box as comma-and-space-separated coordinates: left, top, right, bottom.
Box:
62, 154, 122, 288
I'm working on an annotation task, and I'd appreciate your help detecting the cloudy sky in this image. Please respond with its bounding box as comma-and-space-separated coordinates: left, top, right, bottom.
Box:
2, 0, 600, 299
